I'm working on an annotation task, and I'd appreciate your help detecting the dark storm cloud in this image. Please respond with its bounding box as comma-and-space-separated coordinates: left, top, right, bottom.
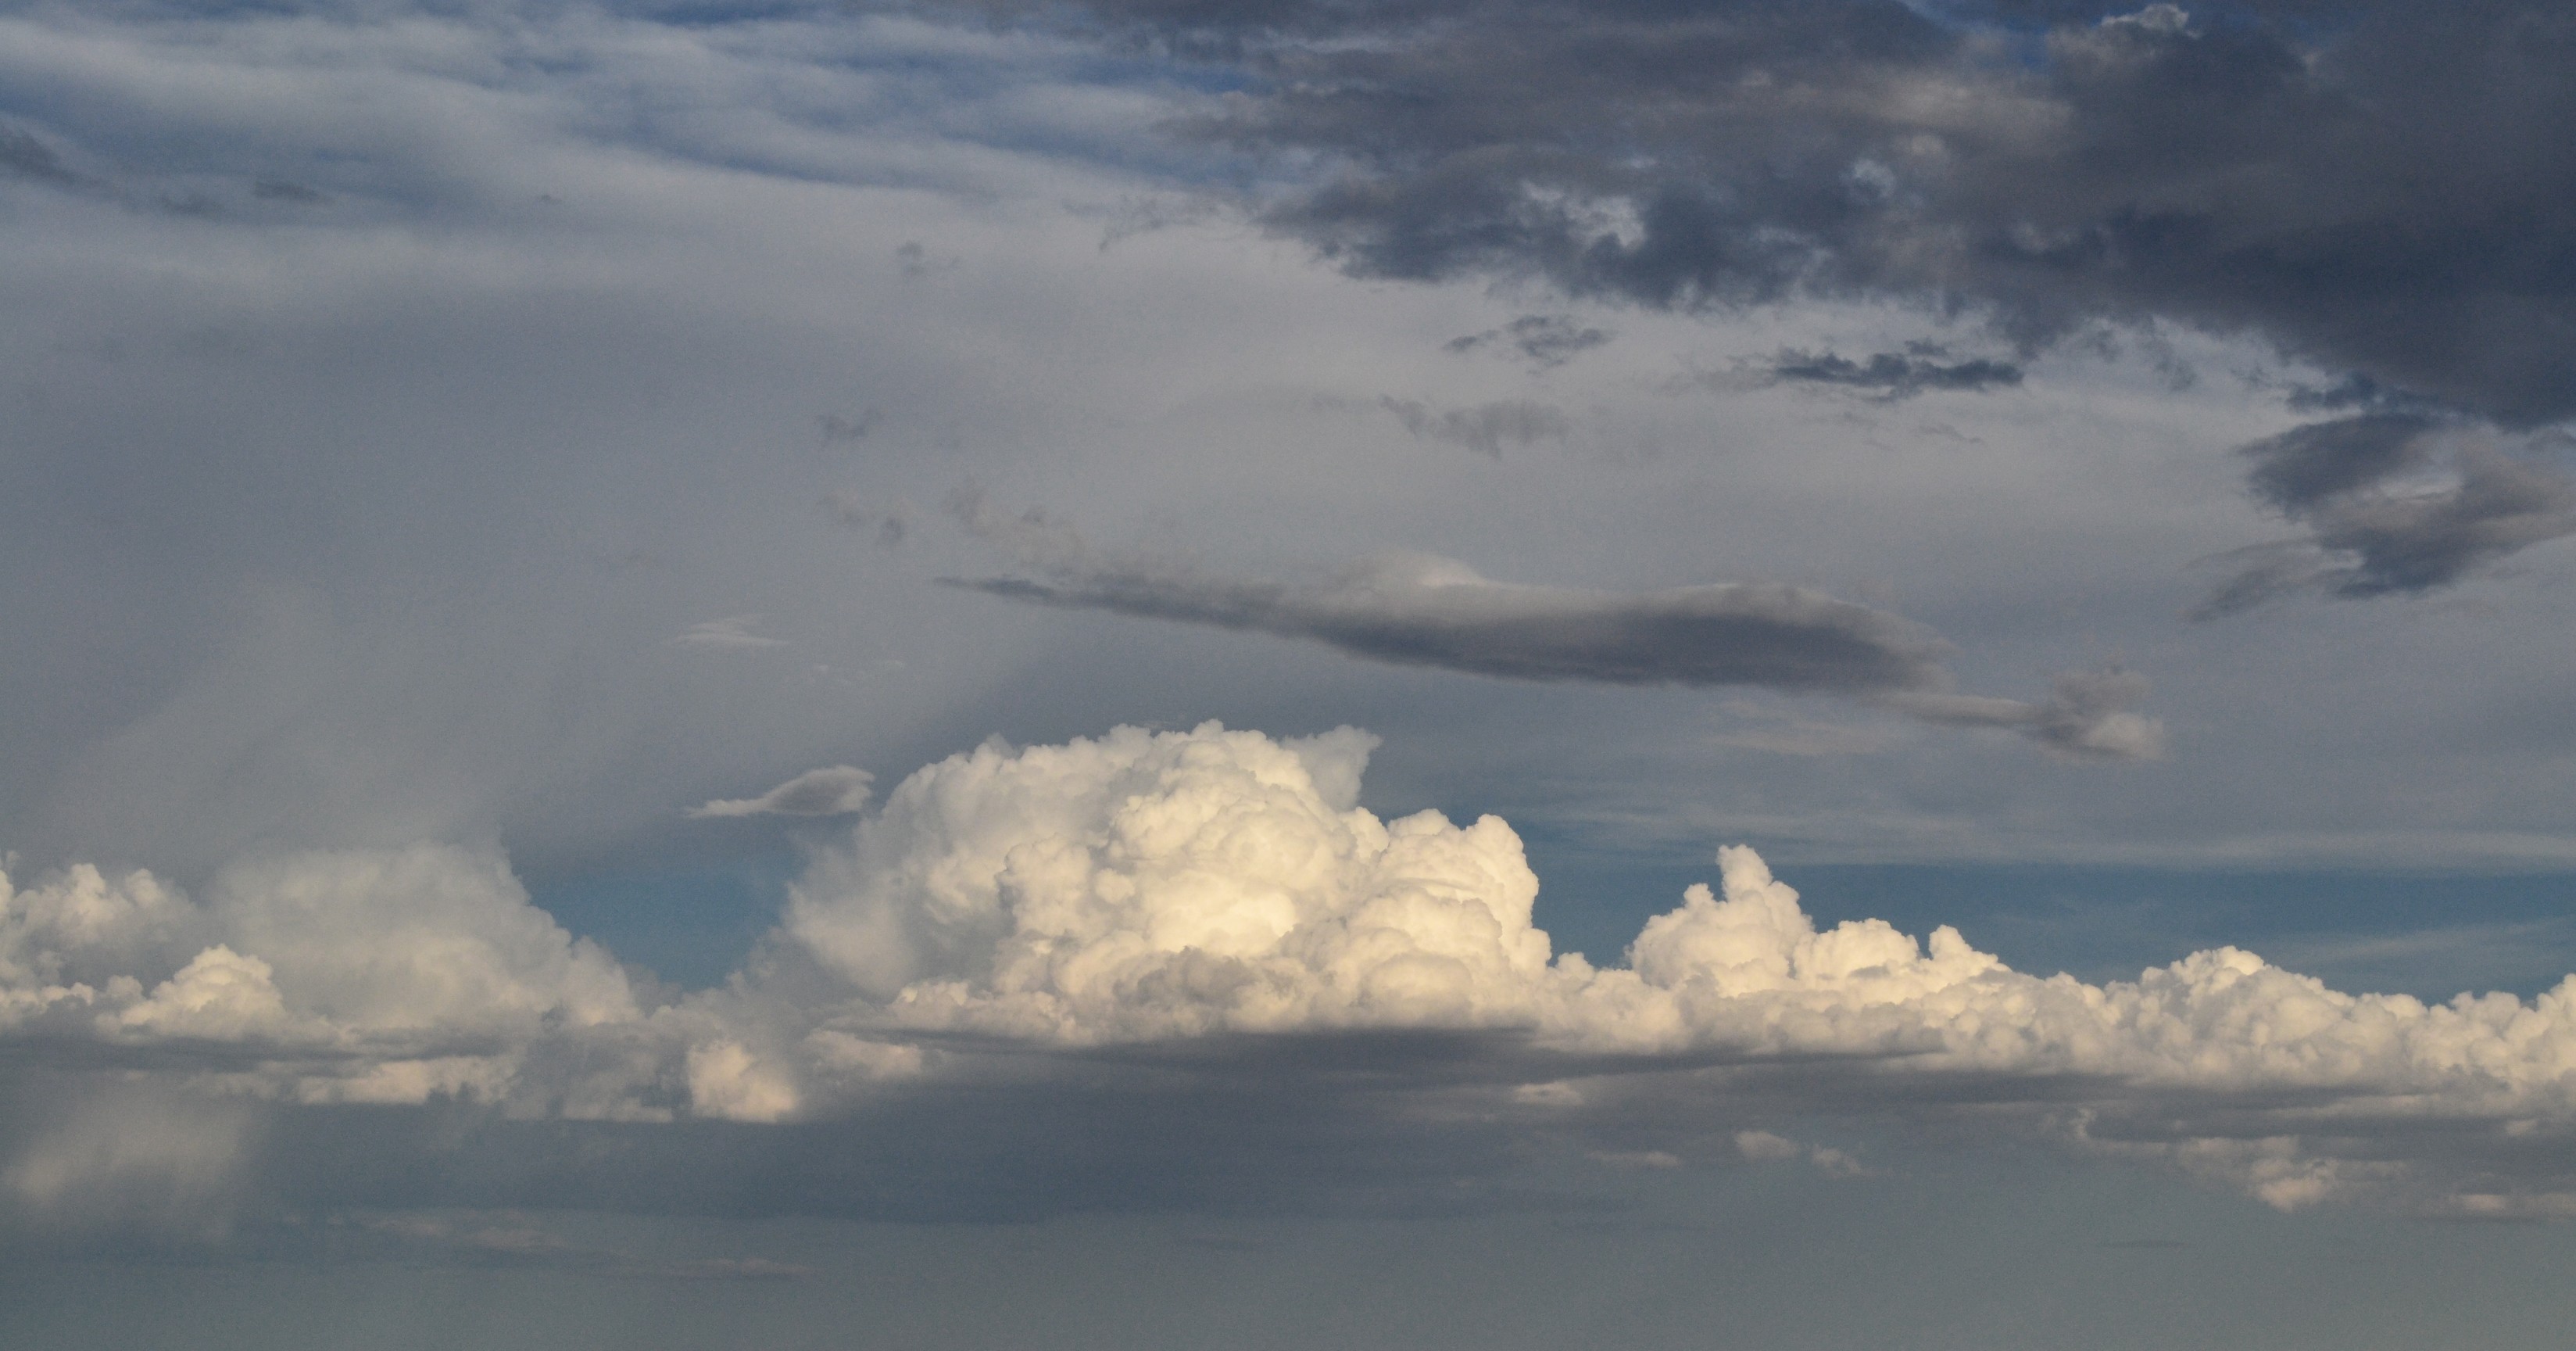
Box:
2239, 413, 2439, 511
2196, 416, 2576, 615
1766, 346, 2024, 398
996, 0, 2576, 430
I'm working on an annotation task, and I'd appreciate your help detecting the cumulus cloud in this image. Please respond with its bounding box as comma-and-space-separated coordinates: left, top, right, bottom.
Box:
2195, 417, 2576, 615
0, 846, 641, 1104
20, 724, 2576, 1216
689, 766, 876, 819
945, 498, 2162, 757
752, 722, 2576, 1210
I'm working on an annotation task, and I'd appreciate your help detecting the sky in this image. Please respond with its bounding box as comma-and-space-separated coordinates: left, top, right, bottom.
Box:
4, 0, 2576, 1344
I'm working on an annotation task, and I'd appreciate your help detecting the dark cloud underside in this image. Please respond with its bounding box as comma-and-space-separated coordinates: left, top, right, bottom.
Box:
950, 554, 1953, 693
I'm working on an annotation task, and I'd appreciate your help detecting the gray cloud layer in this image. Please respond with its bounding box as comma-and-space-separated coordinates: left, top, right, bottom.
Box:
946, 498, 2161, 758
954, 555, 1946, 691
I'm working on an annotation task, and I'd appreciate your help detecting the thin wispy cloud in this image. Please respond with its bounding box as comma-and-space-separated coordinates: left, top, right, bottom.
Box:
675, 615, 789, 650
1376, 396, 1570, 458
688, 765, 875, 819
1444, 314, 1612, 368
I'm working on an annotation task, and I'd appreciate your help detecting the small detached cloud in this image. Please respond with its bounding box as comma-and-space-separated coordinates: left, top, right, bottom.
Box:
1445, 314, 1611, 368
1889, 668, 2167, 762
675, 615, 788, 649
825, 492, 918, 546
688, 765, 875, 819
1765, 347, 2025, 400
818, 410, 878, 446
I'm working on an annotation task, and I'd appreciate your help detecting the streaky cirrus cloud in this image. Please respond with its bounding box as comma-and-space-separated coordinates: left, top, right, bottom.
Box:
14, 722, 2576, 1221
687, 766, 876, 819
674, 615, 789, 650
943, 496, 2163, 758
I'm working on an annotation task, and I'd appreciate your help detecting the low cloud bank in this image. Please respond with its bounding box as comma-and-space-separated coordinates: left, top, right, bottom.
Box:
10, 724, 2576, 1220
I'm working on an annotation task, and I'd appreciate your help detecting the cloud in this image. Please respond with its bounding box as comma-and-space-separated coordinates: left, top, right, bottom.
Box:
1887, 668, 2167, 762
944, 498, 2163, 757
1764, 347, 2024, 399
19, 724, 2576, 1217
757, 722, 2576, 1210
1054, 0, 2576, 432
1444, 314, 1612, 367
675, 615, 789, 650
688, 765, 876, 819
825, 493, 920, 546
818, 411, 878, 446
0, 122, 81, 188
1, 845, 642, 1106
2196, 417, 2576, 615
1376, 397, 1570, 457
953, 548, 1950, 691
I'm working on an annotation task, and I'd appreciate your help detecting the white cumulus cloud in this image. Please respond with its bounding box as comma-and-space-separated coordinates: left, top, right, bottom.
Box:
10, 723, 2576, 1214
